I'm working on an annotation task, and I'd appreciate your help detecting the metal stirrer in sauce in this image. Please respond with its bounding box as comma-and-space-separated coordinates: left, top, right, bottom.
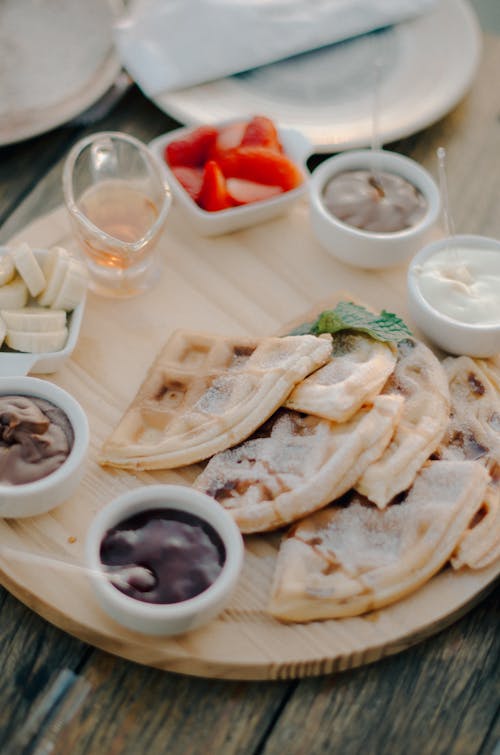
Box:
369, 42, 386, 196
437, 146, 456, 238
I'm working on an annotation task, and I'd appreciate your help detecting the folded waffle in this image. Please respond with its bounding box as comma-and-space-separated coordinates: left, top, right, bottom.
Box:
468, 516, 500, 569
479, 354, 500, 391
354, 338, 450, 508
269, 460, 490, 622
100, 330, 332, 470
283, 332, 397, 422
195, 394, 403, 533
451, 484, 500, 570
435, 356, 500, 570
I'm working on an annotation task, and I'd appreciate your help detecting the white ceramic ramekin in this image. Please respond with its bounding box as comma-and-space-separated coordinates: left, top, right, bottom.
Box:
309, 149, 441, 269
407, 234, 500, 357
149, 120, 311, 236
85, 484, 245, 636
0, 376, 89, 517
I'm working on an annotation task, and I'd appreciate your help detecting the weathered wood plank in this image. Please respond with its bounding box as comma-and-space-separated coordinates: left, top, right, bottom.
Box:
479, 709, 500, 755
33, 652, 291, 755
259, 586, 499, 755
0, 593, 90, 745
0, 131, 76, 226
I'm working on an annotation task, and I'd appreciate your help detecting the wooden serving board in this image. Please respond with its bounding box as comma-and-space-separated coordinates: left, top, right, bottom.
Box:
1, 202, 498, 681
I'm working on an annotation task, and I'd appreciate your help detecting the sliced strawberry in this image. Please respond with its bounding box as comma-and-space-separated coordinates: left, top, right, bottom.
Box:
210, 121, 247, 158
198, 160, 234, 211
241, 116, 283, 152
217, 147, 303, 191
171, 166, 204, 202
226, 177, 283, 205
165, 126, 218, 168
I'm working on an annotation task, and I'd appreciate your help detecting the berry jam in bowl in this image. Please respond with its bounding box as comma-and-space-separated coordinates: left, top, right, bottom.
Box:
85, 484, 244, 636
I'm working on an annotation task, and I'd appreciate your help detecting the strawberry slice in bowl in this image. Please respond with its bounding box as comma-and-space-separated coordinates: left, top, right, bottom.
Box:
198, 161, 234, 212
170, 166, 204, 203
240, 116, 283, 153
208, 121, 248, 162
149, 118, 311, 236
164, 126, 218, 168
217, 146, 304, 192
226, 178, 283, 205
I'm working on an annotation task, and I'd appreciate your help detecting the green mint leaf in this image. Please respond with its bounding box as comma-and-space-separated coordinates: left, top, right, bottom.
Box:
314, 310, 346, 334
291, 301, 412, 343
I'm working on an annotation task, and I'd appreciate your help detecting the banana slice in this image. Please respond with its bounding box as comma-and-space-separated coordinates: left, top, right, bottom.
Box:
10, 242, 46, 297
0, 307, 66, 333
0, 275, 29, 309
51, 258, 88, 310
5, 327, 68, 353
0, 253, 15, 286
38, 246, 70, 307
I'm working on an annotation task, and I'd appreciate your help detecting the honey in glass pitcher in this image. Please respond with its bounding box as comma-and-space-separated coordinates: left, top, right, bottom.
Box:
63, 132, 171, 298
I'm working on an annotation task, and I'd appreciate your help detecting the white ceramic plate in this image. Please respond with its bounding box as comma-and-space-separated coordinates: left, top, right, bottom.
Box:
0, 0, 122, 146
151, 0, 481, 152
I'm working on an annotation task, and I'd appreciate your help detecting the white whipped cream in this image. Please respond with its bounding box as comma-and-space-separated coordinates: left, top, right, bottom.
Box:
414, 246, 500, 325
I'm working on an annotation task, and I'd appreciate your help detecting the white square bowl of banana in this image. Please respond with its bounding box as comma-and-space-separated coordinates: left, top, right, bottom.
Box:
0, 243, 88, 376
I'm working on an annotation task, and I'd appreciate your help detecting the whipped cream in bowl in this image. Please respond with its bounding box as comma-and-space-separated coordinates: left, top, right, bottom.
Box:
408, 234, 500, 357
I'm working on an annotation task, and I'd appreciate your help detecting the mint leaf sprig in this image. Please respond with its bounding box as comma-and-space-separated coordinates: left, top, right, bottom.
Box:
290, 301, 412, 343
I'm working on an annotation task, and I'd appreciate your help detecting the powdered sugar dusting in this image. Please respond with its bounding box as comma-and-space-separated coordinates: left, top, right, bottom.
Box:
197, 410, 331, 506
298, 461, 484, 575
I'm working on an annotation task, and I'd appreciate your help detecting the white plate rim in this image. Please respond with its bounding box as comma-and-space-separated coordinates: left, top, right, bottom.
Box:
0, 50, 122, 147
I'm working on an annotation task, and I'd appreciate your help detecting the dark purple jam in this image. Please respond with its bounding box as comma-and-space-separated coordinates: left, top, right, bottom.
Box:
100, 508, 226, 605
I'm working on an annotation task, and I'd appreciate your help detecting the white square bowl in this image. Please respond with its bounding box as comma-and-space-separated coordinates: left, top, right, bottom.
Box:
0, 248, 86, 377
149, 121, 311, 236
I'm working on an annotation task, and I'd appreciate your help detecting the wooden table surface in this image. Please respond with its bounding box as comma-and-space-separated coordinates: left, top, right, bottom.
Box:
0, 3, 499, 753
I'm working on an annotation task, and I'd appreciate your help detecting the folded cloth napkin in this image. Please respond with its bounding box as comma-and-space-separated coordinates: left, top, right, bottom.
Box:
114, 0, 438, 97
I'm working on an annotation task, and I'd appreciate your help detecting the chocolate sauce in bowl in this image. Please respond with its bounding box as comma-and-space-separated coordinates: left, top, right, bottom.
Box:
0, 395, 74, 485
322, 170, 427, 233
100, 508, 226, 604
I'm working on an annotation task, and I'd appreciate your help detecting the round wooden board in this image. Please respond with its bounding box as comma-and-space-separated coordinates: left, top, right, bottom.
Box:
1, 204, 498, 681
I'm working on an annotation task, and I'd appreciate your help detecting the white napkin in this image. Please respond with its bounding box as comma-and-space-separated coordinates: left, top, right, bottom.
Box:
114, 0, 438, 97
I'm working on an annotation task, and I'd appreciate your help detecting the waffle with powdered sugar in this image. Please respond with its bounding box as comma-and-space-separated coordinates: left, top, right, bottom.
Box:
100, 329, 332, 471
